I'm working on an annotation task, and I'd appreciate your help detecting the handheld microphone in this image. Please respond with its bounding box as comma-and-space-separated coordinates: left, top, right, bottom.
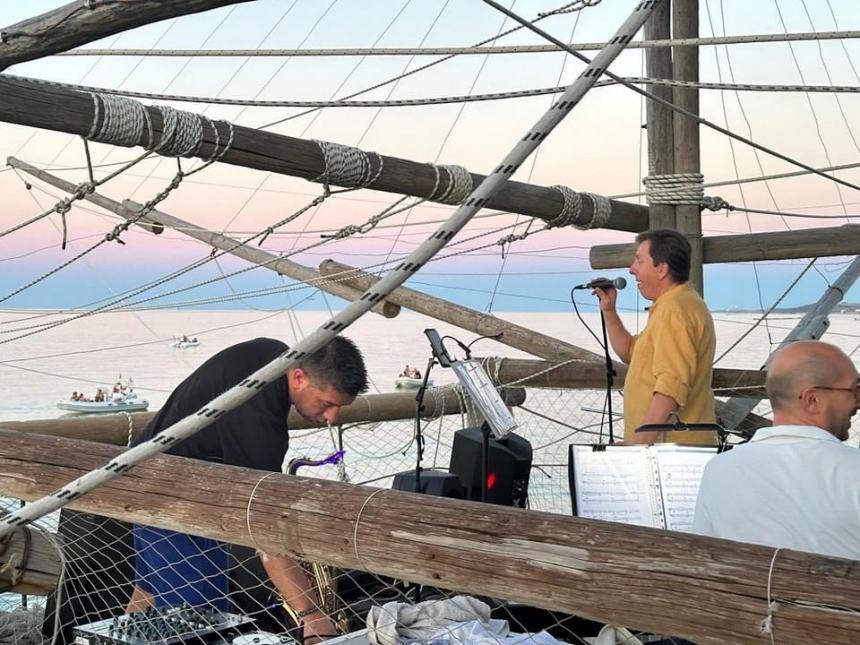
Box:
572, 277, 627, 291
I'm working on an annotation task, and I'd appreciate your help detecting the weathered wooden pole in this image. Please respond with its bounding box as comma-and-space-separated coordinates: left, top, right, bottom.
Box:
7, 156, 399, 319
319, 259, 603, 363
478, 356, 767, 398
589, 224, 860, 268
0, 1, 255, 71
0, 387, 524, 447
672, 0, 704, 293
0, 75, 649, 233
644, 0, 676, 230
0, 525, 61, 595
1, 430, 859, 644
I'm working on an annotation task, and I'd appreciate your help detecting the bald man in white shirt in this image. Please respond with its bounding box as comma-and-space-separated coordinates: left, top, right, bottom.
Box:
693, 340, 860, 559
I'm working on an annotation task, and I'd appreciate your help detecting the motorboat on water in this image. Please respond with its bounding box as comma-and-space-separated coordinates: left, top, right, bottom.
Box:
394, 376, 433, 390
58, 380, 149, 414
170, 334, 200, 349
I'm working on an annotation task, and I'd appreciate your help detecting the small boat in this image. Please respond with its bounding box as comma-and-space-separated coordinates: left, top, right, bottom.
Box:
170, 334, 200, 348
394, 376, 432, 390
58, 380, 149, 414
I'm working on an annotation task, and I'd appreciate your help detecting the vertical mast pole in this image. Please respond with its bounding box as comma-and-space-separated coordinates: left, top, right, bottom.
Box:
672, 0, 704, 293
644, 0, 676, 230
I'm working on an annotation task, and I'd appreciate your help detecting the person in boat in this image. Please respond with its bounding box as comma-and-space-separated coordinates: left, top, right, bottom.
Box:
693, 341, 860, 560
94, 388, 105, 402
400, 364, 411, 377
592, 229, 716, 445
410, 367, 421, 380
127, 336, 367, 644
71, 391, 79, 401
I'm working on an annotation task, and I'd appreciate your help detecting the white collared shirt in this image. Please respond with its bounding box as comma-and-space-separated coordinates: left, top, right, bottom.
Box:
692, 425, 860, 559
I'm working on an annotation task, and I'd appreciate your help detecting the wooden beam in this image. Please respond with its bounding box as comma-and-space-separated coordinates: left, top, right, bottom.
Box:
319, 259, 603, 363
0, 75, 649, 233
0, 1, 255, 71
0, 387, 525, 447
478, 356, 767, 398
672, 0, 704, 294
0, 524, 61, 595
6, 157, 399, 319
1, 429, 859, 643
643, 0, 676, 230
590, 225, 860, 268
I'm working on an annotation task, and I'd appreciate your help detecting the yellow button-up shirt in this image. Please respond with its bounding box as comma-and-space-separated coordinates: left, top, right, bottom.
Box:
623, 282, 716, 444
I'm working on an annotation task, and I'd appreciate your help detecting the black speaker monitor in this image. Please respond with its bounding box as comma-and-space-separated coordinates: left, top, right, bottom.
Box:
449, 427, 532, 507
392, 469, 465, 498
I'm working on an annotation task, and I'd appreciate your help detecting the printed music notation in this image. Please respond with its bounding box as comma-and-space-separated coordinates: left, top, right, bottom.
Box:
570, 444, 718, 531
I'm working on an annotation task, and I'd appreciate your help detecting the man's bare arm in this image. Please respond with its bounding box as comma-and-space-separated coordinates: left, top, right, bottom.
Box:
260, 552, 336, 644
630, 392, 678, 444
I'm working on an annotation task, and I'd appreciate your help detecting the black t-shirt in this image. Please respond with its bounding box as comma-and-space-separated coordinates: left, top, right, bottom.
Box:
137, 338, 291, 472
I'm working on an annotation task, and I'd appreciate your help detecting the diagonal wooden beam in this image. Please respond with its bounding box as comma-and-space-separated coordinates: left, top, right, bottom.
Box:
0, 0, 255, 71
0, 74, 649, 233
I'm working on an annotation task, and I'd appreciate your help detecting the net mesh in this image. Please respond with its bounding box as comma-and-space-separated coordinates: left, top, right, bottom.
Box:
1, 386, 857, 645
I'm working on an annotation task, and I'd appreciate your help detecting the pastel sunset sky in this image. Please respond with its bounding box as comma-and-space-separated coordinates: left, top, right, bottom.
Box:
1, 0, 859, 313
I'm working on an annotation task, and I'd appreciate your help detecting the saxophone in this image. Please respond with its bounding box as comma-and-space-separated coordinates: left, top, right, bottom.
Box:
284, 451, 349, 633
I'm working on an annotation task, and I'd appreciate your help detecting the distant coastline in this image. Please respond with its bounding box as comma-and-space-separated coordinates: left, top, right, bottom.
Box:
714, 302, 860, 314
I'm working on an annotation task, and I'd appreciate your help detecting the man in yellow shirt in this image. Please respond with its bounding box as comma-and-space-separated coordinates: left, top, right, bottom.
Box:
594, 229, 716, 444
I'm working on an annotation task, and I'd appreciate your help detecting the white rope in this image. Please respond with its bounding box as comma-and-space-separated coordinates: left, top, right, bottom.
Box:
547, 185, 583, 228
57, 30, 860, 58
245, 472, 281, 553
643, 173, 705, 205
312, 140, 383, 188
760, 547, 782, 642
581, 191, 612, 228
85, 92, 230, 160
429, 164, 473, 205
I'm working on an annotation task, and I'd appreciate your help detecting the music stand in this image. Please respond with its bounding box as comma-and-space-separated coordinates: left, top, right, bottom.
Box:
424, 329, 518, 501
634, 416, 749, 452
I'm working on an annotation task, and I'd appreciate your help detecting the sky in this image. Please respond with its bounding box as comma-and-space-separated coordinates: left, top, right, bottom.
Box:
1, 0, 859, 314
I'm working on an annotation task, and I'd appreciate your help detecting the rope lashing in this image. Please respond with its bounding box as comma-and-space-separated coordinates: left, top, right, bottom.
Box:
549, 186, 611, 229
643, 172, 704, 205
312, 140, 384, 188
86, 93, 232, 160
428, 164, 474, 205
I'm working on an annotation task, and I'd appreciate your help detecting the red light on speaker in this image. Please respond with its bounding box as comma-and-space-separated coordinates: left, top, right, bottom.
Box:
486, 472, 497, 490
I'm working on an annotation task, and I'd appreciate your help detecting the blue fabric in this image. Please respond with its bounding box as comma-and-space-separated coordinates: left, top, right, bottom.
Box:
133, 525, 229, 610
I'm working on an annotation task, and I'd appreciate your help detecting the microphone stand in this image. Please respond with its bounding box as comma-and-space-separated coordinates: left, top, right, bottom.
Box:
599, 310, 616, 444
413, 356, 437, 496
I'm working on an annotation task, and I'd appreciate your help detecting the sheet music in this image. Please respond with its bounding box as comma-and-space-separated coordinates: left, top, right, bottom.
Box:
571, 446, 659, 528
652, 445, 717, 532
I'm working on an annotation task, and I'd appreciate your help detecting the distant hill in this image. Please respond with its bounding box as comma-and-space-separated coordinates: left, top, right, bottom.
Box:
716, 302, 860, 314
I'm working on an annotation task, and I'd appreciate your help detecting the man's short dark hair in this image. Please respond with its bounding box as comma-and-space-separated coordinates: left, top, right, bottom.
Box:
635, 229, 691, 283
299, 336, 368, 397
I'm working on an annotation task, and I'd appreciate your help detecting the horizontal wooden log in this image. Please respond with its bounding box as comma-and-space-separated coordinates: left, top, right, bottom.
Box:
0, 429, 858, 644
0, 1, 255, 71
478, 356, 767, 398
0, 75, 648, 232
590, 225, 860, 268
0, 524, 61, 595
319, 259, 603, 363
0, 387, 525, 447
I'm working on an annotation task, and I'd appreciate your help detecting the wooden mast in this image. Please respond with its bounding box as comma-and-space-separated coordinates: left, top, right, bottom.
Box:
672, 0, 704, 293
643, 0, 676, 231
0, 75, 648, 234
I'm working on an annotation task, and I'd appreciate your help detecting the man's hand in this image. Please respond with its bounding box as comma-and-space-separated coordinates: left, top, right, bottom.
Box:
301, 610, 336, 645
593, 281, 618, 313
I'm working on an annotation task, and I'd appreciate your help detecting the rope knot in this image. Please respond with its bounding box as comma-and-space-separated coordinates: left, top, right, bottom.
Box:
55, 199, 72, 215
701, 195, 730, 212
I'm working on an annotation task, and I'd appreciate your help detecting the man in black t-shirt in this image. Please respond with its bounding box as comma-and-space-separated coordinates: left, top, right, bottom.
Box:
126, 336, 367, 644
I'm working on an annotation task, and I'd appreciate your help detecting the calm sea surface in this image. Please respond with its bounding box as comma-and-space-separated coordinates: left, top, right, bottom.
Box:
0, 308, 857, 422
